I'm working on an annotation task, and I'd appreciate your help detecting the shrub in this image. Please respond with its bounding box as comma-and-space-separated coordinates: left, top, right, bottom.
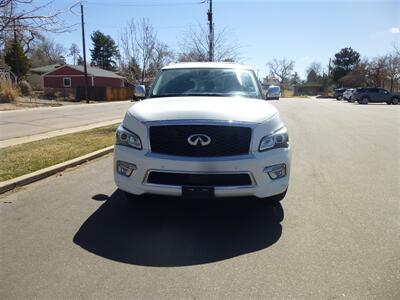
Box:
18, 80, 32, 96
0, 78, 19, 103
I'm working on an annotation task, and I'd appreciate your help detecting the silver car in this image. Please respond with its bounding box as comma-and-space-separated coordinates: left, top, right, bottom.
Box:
266, 85, 281, 100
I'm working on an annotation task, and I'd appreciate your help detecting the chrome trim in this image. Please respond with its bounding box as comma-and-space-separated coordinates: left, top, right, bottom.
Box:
144, 119, 254, 155
142, 169, 257, 189
142, 119, 259, 126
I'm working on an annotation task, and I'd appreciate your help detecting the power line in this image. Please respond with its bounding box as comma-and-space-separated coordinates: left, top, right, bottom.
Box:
85, 1, 204, 7
83, 22, 202, 30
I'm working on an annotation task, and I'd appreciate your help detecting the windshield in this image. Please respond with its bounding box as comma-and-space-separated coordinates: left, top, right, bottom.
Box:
268, 87, 280, 93
150, 68, 262, 99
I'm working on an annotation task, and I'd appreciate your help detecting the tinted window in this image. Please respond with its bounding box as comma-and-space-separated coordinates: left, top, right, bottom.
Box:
150, 68, 263, 99
269, 87, 280, 93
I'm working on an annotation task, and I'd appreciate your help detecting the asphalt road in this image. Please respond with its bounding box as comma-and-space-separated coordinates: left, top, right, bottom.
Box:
1, 98, 399, 299
0, 101, 133, 141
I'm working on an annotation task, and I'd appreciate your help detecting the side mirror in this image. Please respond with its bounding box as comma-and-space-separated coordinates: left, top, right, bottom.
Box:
134, 85, 146, 99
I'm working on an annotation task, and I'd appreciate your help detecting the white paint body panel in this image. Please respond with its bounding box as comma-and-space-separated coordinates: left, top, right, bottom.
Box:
114, 63, 291, 199
127, 97, 278, 124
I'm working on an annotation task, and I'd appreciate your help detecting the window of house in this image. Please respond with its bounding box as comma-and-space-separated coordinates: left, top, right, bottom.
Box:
63, 78, 71, 87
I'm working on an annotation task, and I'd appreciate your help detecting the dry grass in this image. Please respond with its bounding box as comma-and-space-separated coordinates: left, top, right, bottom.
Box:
0, 79, 19, 103
281, 90, 294, 97
0, 124, 119, 182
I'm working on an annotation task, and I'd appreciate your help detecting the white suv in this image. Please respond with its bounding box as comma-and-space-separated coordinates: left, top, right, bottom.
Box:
114, 62, 291, 202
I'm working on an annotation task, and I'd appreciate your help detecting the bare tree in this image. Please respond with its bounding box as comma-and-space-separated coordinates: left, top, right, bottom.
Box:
0, 0, 73, 52
120, 18, 174, 85
385, 52, 400, 92
266, 58, 295, 89
28, 36, 65, 67
367, 56, 388, 88
339, 58, 369, 87
68, 43, 80, 65
147, 42, 174, 78
178, 25, 240, 62
306, 61, 322, 76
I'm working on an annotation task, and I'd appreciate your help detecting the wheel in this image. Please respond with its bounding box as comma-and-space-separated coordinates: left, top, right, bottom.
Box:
336, 96, 342, 101
361, 96, 369, 104
276, 97, 280, 100
392, 97, 399, 105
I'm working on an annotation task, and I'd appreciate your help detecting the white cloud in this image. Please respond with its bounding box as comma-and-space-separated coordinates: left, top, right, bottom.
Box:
301, 56, 311, 60
389, 27, 400, 34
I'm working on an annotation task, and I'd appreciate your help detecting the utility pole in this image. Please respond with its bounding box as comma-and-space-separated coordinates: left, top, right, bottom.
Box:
328, 58, 332, 77
207, 0, 214, 62
13, 19, 19, 82
80, 3, 89, 103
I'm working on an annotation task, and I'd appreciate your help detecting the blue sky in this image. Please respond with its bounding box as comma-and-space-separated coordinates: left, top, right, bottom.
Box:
45, 0, 399, 79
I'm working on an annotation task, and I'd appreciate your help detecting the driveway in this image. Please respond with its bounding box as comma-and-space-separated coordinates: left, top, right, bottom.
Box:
1, 99, 399, 299
0, 101, 133, 141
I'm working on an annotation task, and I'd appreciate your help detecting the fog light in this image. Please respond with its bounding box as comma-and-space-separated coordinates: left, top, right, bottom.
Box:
117, 161, 137, 177
264, 164, 286, 180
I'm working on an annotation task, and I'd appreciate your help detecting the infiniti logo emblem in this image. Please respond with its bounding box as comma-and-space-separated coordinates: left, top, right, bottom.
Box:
187, 134, 211, 146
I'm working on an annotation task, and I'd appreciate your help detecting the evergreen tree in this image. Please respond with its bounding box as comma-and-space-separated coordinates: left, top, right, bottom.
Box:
307, 70, 318, 83
77, 55, 84, 65
332, 47, 360, 83
290, 72, 301, 85
4, 40, 30, 80
90, 31, 119, 70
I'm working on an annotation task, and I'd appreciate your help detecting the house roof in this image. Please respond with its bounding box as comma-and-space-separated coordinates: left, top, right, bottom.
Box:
31, 64, 62, 74
44, 64, 125, 79
68, 65, 125, 79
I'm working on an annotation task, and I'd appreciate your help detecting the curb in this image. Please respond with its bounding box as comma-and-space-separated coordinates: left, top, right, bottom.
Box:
0, 146, 114, 195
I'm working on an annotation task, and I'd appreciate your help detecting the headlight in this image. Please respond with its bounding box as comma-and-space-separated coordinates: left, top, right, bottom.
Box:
116, 126, 142, 150
259, 127, 289, 152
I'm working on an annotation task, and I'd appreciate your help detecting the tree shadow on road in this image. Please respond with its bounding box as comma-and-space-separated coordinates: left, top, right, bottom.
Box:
73, 189, 283, 267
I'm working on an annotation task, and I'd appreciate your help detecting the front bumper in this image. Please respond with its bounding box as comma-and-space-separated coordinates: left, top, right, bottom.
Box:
113, 145, 291, 199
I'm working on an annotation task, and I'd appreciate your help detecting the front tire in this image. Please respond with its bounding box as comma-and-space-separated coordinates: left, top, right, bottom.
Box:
361, 96, 369, 104
392, 97, 399, 105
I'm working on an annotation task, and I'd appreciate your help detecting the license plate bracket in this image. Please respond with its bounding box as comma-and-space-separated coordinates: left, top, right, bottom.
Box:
182, 186, 215, 199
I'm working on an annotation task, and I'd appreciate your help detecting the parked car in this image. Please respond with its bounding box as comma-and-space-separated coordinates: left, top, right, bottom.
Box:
334, 88, 346, 100
114, 62, 291, 203
352, 87, 400, 105
266, 85, 281, 100
343, 88, 355, 102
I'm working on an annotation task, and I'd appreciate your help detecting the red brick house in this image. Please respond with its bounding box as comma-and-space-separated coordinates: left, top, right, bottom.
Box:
43, 64, 125, 90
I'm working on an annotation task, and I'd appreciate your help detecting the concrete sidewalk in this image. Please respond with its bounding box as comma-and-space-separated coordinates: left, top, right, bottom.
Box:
0, 101, 132, 142
0, 119, 122, 148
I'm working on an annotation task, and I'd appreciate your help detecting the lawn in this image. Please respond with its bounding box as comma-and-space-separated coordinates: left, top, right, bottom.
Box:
0, 124, 119, 182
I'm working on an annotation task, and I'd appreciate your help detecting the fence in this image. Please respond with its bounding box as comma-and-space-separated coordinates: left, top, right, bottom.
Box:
76, 86, 133, 101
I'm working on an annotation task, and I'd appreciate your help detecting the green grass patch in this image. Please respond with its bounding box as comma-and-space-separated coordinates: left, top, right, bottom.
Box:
0, 124, 119, 182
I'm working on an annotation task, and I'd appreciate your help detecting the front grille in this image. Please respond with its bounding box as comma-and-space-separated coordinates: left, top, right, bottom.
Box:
149, 125, 251, 157
147, 172, 252, 187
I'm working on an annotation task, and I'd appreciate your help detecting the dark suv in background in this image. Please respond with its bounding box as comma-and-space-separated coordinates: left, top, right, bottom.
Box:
334, 88, 346, 100
352, 88, 400, 105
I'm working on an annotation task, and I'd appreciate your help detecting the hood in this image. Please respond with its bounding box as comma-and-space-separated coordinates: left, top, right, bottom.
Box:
127, 97, 278, 124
